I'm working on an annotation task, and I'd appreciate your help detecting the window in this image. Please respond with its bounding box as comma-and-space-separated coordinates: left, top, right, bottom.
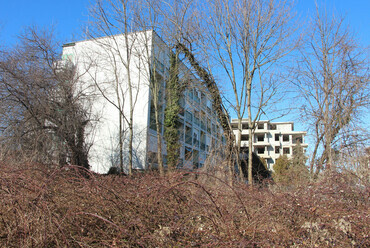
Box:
185, 147, 192, 160
207, 118, 211, 133
193, 129, 199, 147
194, 111, 200, 126
200, 131, 206, 151
283, 135, 289, 142
193, 150, 199, 168
257, 147, 265, 154
200, 111, 206, 130
283, 148, 290, 154
275, 134, 280, 141
154, 58, 165, 73
258, 123, 264, 129
185, 126, 192, 145
185, 111, 193, 123
147, 151, 158, 164
257, 134, 264, 142
221, 136, 226, 145
179, 95, 185, 107
270, 124, 277, 130
187, 88, 193, 100
200, 92, 206, 107
231, 123, 238, 130
241, 134, 249, 141
242, 123, 249, 129
179, 107, 184, 116
194, 90, 200, 103
275, 146, 280, 154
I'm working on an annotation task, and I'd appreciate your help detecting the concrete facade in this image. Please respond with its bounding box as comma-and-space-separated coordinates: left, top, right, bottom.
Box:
231, 119, 308, 170
62, 30, 224, 173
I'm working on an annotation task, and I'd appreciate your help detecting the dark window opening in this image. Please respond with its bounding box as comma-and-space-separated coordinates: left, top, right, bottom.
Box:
257, 147, 265, 154
240, 146, 249, 153
231, 123, 238, 130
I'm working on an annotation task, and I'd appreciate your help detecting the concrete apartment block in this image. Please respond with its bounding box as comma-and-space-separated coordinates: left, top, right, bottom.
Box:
231, 119, 308, 170
62, 30, 224, 173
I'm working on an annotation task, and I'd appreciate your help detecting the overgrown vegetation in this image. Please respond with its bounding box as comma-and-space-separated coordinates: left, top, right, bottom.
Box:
0, 161, 368, 247
273, 143, 310, 186
164, 51, 182, 171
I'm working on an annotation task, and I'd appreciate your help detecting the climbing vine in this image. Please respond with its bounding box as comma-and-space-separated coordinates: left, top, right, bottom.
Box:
164, 50, 183, 170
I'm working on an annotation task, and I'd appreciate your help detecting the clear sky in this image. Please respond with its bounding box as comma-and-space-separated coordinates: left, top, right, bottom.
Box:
1, 0, 369, 46
1, 0, 369, 141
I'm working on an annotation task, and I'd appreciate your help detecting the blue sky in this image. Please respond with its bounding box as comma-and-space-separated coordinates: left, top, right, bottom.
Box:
1, 0, 369, 143
1, 0, 369, 46
0, 0, 91, 46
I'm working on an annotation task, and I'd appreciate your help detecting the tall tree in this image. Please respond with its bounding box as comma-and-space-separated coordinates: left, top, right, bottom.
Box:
183, 0, 298, 183
0, 27, 93, 168
87, 0, 144, 175
295, 6, 370, 174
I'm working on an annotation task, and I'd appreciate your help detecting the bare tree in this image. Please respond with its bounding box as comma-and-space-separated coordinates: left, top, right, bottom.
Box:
0, 26, 93, 168
179, 0, 298, 183
295, 6, 370, 174
86, 0, 146, 175
133, 0, 166, 175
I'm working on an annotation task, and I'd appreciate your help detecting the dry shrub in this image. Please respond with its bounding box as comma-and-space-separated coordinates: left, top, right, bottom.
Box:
0, 161, 368, 247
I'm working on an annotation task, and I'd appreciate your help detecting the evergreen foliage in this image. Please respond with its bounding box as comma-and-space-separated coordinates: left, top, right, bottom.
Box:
273, 155, 290, 183
290, 142, 309, 184
273, 143, 309, 186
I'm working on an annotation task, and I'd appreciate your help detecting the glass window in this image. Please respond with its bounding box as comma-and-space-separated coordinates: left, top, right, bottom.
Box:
185, 125, 192, 145
194, 110, 200, 126
185, 111, 193, 123
200, 131, 206, 151
185, 146, 192, 160
275, 146, 280, 154
207, 118, 211, 133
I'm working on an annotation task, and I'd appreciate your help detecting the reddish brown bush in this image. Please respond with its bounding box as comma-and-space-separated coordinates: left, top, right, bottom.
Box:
0, 162, 368, 247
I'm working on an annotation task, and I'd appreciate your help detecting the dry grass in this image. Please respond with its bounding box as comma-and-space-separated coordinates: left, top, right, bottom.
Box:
0, 162, 368, 247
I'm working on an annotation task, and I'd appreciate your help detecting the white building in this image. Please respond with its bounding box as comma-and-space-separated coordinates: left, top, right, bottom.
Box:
62, 30, 224, 173
231, 120, 308, 170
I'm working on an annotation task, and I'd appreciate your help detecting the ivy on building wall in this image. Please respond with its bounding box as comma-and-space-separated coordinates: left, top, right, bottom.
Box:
164, 51, 183, 170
